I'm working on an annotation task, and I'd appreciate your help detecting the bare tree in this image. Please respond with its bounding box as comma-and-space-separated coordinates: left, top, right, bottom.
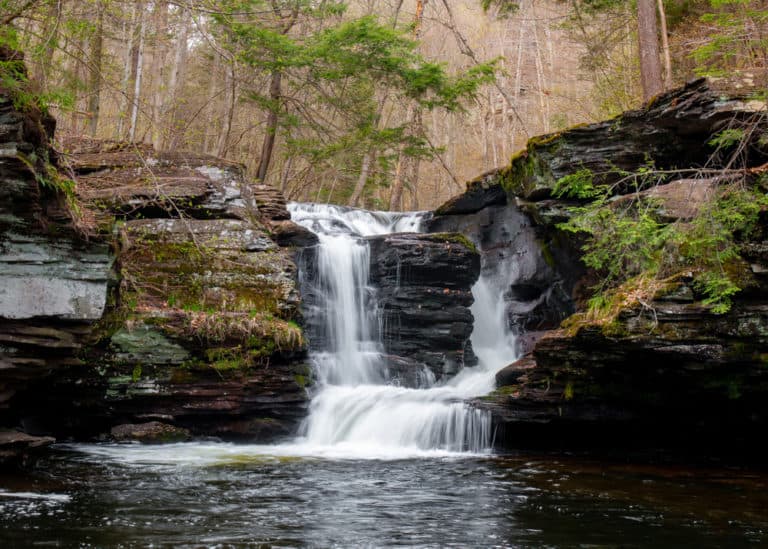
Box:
86, 0, 104, 137
637, 0, 663, 101
128, 5, 145, 142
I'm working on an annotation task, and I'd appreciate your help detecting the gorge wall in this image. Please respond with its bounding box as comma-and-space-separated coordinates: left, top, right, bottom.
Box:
3, 43, 768, 462
429, 78, 768, 454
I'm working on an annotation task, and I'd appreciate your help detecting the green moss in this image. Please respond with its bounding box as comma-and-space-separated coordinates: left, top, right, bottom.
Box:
152, 241, 205, 262
426, 232, 478, 253
528, 130, 564, 148
294, 374, 308, 388
131, 364, 142, 382
601, 319, 630, 338
563, 381, 574, 400
536, 238, 556, 269
246, 336, 277, 357
480, 384, 520, 401
212, 357, 247, 371
503, 150, 534, 197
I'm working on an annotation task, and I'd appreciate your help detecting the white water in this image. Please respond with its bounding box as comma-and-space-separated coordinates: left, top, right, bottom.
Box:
66, 203, 519, 464
285, 202, 519, 457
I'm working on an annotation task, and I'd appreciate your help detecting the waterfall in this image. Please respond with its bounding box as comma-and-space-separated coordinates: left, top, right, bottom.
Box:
287, 203, 518, 457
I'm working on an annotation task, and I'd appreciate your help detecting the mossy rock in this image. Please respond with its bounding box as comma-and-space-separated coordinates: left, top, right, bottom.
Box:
422, 232, 478, 254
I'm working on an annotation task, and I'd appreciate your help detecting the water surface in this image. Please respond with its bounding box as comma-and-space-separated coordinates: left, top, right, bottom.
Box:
1, 444, 766, 547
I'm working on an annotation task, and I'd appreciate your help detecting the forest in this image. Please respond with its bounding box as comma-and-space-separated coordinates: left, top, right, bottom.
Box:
2, 0, 765, 210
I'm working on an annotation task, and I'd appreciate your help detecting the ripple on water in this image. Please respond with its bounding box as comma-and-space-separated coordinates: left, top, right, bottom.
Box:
0, 446, 766, 547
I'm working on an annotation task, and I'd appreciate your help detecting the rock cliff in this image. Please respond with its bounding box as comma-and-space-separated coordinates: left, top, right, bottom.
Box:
433, 78, 768, 453
0, 51, 312, 454
12, 140, 312, 442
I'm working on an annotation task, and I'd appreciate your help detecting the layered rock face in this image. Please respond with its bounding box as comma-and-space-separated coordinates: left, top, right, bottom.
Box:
0, 51, 111, 459
0, 54, 312, 449
455, 79, 768, 452
12, 142, 312, 441
482, 273, 768, 452
368, 233, 481, 379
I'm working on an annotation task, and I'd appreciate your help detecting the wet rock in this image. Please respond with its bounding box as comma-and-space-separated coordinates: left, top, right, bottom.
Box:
478, 278, 768, 451
429, 201, 583, 346
268, 219, 319, 247
381, 355, 437, 388
0, 429, 54, 467
110, 421, 191, 443
495, 355, 535, 387
434, 169, 507, 215
368, 232, 481, 378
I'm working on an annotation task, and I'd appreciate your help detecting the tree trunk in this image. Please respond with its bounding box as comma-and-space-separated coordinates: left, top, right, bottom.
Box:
165, 8, 190, 150
33, 0, 62, 90
203, 58, 219, 154
86, 1, 104, 137
637, 0, 663, 101
116, 2, 138, 139
128, 7, 145, 143
217, 58, 235, 157
348, 149, 374, 207
656, 0, 673, 88
256, 70, 282, 182
150, 2, 169, 150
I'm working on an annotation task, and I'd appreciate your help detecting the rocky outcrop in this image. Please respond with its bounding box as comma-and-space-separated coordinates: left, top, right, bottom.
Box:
0, 49, 112, 416
479, 272, 768, 452
0, 429, 54, 467
458, 78, 768, 453
1, 52, 312, 445
367, 233, 481, 378
502, 77, 767, 202
9, 142, 312, 442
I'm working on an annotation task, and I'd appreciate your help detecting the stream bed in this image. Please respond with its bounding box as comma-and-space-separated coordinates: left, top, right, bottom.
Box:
1, 444, 766, 547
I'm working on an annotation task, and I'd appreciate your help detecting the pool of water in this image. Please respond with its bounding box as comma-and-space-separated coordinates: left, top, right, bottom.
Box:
1, 443, 766, 547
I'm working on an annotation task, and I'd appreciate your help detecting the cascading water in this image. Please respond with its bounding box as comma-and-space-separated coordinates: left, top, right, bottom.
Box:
287, 203, 519, 457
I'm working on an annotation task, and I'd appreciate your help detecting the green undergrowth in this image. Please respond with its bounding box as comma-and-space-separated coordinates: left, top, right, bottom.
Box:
550, 123, 768, 319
